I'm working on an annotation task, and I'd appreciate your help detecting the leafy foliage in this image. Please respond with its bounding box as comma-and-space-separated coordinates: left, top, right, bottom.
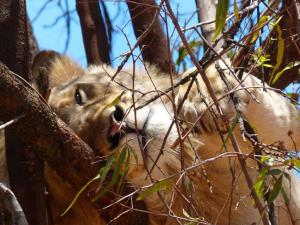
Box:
253, 156, 300, 205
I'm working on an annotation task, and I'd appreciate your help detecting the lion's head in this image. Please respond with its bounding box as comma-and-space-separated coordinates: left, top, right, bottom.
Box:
32, 51, 186, 188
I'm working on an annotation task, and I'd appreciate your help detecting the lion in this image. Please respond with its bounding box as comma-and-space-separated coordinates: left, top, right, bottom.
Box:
1, 51, 300, 225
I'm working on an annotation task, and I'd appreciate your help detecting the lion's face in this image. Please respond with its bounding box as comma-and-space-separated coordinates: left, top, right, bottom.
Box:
33, 51, 187, 191
49, 71, 178, 170
48, 68, 136, 157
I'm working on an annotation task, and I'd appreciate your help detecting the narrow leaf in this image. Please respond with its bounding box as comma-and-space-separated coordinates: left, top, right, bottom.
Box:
268, 175, 283, 203
117, 149, 130, 193
183, 174, 192, 196
111, 147, 128, 185
176, 40, 203, 65
268, 169, 282, 176
104, 91, 126, 109
61, 174, 100, 216
213, 0, 229, 41
234, 0, 240, 20
281, 188, 290, 204
251, 16, 269, 43
99, 155, 115, 187
222, 112, 240, 148
253, 167, 269, 199
137, 178, 173, 201
270, 23, 284, 83
271, 61, 300, 84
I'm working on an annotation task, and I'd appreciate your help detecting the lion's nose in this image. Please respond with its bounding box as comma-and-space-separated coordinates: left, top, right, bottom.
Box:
113, 105, 124, 121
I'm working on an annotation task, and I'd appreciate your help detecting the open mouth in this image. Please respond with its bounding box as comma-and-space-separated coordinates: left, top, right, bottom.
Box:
108, 106, 151, 150
108, 106, 136, 149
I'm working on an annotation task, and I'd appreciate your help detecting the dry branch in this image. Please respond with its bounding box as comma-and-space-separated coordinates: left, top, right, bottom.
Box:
0, 182, 28, 225
76, 0, 111, 65
164, 1, 271, 224
0, 63, 147, 225
127, 0, 175, 73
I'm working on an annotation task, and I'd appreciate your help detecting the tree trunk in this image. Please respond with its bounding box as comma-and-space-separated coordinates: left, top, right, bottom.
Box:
0, 1, 46, 224
127, 0, 175, 74
76, 0, 111, 65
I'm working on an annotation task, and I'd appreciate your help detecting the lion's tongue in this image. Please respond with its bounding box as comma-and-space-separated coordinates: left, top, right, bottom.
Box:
111, 117, 126, 136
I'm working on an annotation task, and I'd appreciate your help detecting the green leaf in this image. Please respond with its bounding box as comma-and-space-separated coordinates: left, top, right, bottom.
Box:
104, 91, 126, 109
268, 174, 283, 203
93, 155, 115, 202
281, 188, 290, 204
252, 47, 273, 68
117, 149, 130, 193
284, 158, 300, 170
270, 23, 284, 83
268, 169, 282, 176
254, 167, 269, 199
137, 178, 173, 201
111, 147, 128, 185
183, 174, 192, 196
222, 112, 240, 148
234, 0, 240, 21
213, 0, 229, 41
271, 61, 300, 84
261, 155, 270, 163
94, 148, 129, 201
61, 174, 100, 216
99, 155, 115, 188
251, 16, 269, 44
176, 40, 203, 65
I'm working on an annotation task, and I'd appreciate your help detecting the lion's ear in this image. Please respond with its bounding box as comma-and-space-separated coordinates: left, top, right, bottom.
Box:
32, 50, 84, 99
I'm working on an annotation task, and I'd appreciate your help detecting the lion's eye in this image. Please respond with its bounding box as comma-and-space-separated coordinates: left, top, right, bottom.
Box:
75, 89, 86, 105
113, 105, 124, 121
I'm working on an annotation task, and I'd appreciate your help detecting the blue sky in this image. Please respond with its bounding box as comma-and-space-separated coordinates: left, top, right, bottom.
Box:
27, 0, 198, 68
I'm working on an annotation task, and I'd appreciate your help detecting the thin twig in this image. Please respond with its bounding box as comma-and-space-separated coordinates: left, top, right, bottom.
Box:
0, 182, 29, 225
0, 114, 25, 131
164, 1, 270, 223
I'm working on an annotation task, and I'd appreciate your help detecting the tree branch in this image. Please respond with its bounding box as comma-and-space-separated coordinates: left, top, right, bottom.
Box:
127, 0, 175, 73
76, 0, 111, 65
0, 182, 28, 225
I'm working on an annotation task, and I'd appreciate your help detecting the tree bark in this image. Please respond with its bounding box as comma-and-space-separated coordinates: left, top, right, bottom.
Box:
27, 16, 39, 63
0, 64, 147, 225
0, 182, 28, 225
127, 0, 175, 74
195, 0, 224, 50
0, 1, 46, 224
76, 0, 111, 65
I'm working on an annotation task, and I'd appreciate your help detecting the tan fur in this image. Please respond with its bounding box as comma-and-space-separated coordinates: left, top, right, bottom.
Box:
48, 56, 85, 88
44, 57, 300, 225
44, 166, 106, 225
1, 54, 299, 225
